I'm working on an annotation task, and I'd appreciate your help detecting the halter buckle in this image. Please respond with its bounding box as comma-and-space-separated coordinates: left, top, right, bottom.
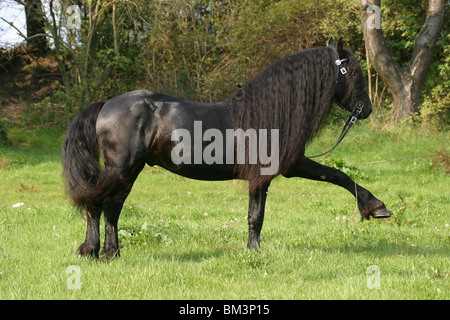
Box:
350, 102, 364, 123
354, 101, 364, 112
336, 58, 348, 75
335, 58, 347, 66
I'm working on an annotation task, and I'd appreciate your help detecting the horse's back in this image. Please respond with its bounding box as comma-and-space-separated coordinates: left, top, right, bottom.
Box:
94, 89, 235, 180
97, 90, 171, 123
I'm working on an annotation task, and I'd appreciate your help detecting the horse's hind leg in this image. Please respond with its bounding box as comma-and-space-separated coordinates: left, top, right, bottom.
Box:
102, 202, 124, 258
77, 207, 101, 258
100, 166, 143, 258
95, 101, 151, 257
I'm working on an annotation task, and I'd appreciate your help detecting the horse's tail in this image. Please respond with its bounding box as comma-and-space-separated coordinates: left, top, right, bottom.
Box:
62, 102, 105, 211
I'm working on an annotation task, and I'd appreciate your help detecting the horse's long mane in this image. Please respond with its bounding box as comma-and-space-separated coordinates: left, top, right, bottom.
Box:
232, 46, 344, 190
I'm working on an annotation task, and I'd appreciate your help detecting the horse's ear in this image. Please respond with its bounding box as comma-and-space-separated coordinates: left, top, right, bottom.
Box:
328, 37, 336, 48
337, 38, 345, 56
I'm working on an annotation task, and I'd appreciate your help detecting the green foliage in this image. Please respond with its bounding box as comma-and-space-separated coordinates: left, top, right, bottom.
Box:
4, 0, 448, 125
381, 0, 428, 67
323, 157, 366, 181
420, 33, 450, 128
319, 0, 363, 50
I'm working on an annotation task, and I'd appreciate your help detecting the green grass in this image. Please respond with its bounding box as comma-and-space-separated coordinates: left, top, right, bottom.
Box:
0, 122, 448, 299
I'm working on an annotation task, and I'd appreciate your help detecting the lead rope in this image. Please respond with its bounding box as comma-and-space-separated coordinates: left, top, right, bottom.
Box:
305, 106, 362, 159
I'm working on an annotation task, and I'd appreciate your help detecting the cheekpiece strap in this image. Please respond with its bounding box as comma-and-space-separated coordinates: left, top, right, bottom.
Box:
335, 58, 348, 75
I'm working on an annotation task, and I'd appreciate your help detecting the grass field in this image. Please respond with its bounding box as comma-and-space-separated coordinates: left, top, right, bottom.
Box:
0, 121, 448, 300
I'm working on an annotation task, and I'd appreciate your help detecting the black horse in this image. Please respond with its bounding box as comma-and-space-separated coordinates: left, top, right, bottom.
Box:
62, 38, 390, 258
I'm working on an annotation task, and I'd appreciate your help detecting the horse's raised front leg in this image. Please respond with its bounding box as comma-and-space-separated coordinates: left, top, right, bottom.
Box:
77, 207, 101, 258
285, 157, 390, 220
247, 181, 271, 249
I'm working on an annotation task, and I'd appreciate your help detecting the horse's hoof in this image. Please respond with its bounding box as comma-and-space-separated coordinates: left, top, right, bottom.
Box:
371, 207, 391, 219
77, 242, 100, 259
99, 247, 120, 259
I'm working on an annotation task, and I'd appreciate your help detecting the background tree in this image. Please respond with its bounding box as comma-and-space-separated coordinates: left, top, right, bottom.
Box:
360, 0, 445, 121
46, 0, 145, 106
1, 0, 48, 51
23, 0, 47, 51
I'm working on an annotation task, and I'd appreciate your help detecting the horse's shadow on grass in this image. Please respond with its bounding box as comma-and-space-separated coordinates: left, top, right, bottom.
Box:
291, 238, 450, 258
150, 248, 231, 263
145, 237, 449, 267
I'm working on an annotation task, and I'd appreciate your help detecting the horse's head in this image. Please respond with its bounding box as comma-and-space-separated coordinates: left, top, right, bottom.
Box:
328, 37, 372, 119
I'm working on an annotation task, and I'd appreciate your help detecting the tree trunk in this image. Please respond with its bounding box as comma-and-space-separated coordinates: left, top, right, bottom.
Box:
360, 0, 445, 121
391, 71, 422, 120
23, 0, 48, 52
48, 0, 71, 95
